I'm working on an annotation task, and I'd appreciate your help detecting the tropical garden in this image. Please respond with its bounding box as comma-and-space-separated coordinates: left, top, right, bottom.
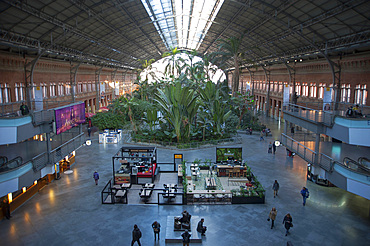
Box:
91, 35, 264, 146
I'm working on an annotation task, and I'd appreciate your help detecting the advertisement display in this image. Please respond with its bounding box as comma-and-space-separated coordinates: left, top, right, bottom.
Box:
216, 148, 242, 162
34, 86, 43, 111
323, 87, 333, 111
283, 84, 290, 106
55, 103, 86, 135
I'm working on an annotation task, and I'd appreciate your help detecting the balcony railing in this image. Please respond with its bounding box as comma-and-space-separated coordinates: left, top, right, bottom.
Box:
282, 103, 334, 126
32, 133, 84, 172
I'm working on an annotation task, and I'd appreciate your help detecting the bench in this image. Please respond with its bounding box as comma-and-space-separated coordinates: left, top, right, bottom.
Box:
139, 188, 153, 202
115, 189, 127, 203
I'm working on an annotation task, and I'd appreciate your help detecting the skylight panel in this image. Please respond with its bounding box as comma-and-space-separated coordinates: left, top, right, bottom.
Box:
141, 0, 224, 50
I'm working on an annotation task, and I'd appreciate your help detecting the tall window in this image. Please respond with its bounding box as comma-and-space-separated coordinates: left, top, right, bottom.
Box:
341, 84, 350, 103
65, 83, 71, 95
318, 83, 326, 99
279, 82, 283, 92
302, 83, 308, 97
50, 83, 56, 97
295, 83, 301, 95
83, 82, 87, 93
92, 83, 96, 91
58, 83, 64, 96
87, 82, 92, 92
41, 83, 48, 98
77, 82, 83, 93
0, 83, 11, 103
355, 84, 367, 105
15, 83, 24, 101
310, 83, 317, 98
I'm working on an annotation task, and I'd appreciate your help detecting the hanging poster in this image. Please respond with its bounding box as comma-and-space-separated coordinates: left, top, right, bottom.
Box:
323, 87, 333, 111
34, 86, 43, 111
283, 84, 290, 106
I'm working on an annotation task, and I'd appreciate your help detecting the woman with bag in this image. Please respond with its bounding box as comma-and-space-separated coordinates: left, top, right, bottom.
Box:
268, 207, 277, 229
282, 213, 293, 236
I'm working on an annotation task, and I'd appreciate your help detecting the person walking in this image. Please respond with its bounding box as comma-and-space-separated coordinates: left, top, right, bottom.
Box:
87, 127, 92, 137
197, 218, 207, 236
181, 229, 191, 246
131, 224, 142, 246
282, 213, 293, 236
260, 131, 264, 141
272, 141, 277, 154
268, 207, 277, 229
93, 171, 99, 185
272, 180, 279, 198
300, 187, 309, 206
152, 221, 161, 241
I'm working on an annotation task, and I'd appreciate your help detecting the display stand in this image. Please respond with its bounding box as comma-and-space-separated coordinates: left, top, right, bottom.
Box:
99, 129, 122, 144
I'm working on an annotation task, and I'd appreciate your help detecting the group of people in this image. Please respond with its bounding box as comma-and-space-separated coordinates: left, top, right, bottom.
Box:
268, 180, 310, 236
131, 211, 207, 246
345, 105, 363, 118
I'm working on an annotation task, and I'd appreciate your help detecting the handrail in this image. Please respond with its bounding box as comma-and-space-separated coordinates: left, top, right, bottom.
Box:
282, 103, 335, 126
343, 157, 370, 174
280, 133, 316, 164
0, 156, 23, 172
358, 157, 370, 168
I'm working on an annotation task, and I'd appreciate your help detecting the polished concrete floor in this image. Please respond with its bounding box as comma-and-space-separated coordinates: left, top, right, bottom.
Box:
0, 117, 369, 246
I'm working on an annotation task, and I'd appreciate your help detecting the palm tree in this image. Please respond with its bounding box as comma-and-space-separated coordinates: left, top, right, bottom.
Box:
212, 34, 245, 96
162, 47, 182, 79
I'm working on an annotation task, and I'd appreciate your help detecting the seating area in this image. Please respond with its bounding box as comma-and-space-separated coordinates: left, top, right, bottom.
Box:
139, 183, 155, 202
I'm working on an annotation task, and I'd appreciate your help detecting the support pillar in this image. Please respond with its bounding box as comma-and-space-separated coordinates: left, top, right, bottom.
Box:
95, 66, 103, 111
70, 62, 81, 103
262, 65, 271, 116
314, 133, 320, 165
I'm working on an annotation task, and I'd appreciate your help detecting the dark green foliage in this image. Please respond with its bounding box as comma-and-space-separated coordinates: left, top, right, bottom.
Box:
91, 112, 125, 130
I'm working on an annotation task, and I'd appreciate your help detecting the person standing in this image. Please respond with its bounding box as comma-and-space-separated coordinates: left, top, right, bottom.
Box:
282, 213, 293, 236
268, 142, 273, 153
300, 187, 309, 206
260, 131, 264, 141
87, 127, 92, 137
2, 198, 11, 220
20, 103, 29, 116
272, 180, 279, 198
272, 141, 277, 154
181, 229, 191, 246
268, 207, 277, 229
152, 221, 161, 241
131, 224, 142, 246
93, 171, 99, 185
197, 218, 207, 236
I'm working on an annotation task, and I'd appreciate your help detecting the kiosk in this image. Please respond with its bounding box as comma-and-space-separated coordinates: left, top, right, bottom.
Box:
112, 146, 158, 185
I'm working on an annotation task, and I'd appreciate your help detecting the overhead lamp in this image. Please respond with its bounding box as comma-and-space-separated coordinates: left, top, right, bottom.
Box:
286, 61, 289, 63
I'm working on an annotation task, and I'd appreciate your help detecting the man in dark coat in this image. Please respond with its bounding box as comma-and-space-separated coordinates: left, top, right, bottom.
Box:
152, 221, 160, 241
197, 218, 206, 236
181, 230, 191, 246
131, 224, 142, 246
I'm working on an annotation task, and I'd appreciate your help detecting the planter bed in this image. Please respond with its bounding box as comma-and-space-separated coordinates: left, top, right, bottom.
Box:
231, 195, 265, 204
